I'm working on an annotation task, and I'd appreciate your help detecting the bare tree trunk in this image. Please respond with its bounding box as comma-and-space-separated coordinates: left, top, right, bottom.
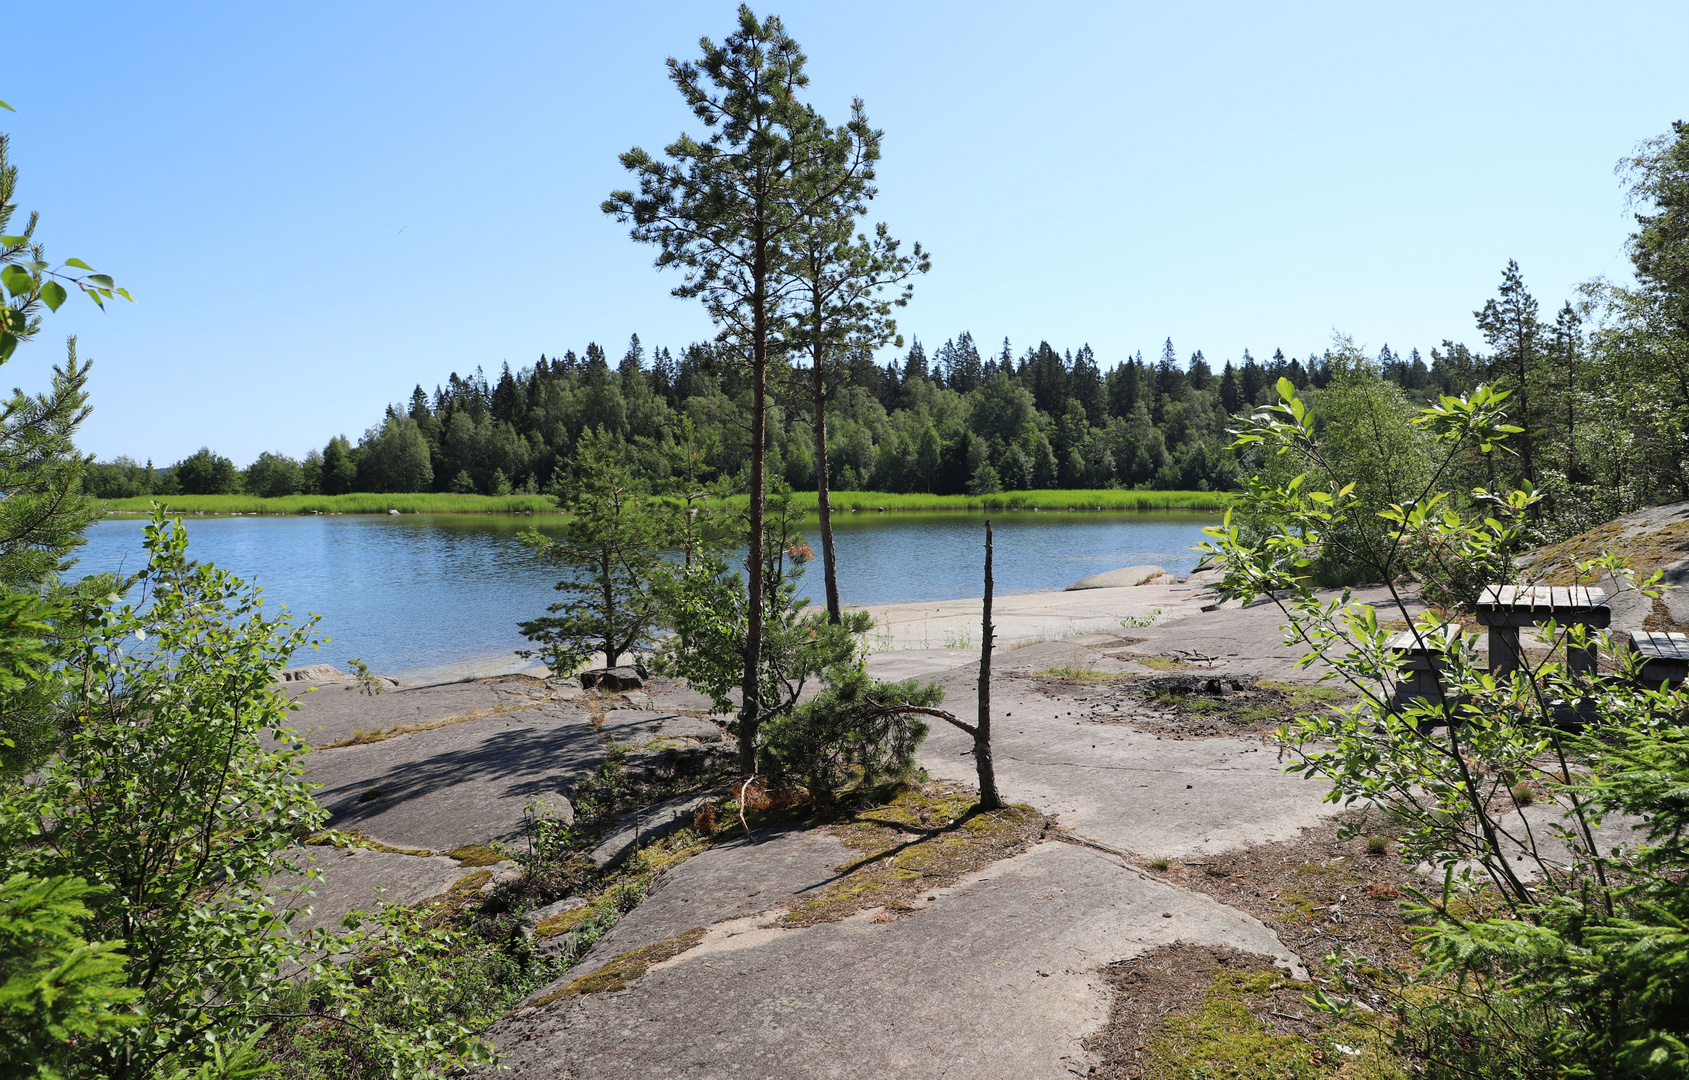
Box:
602, 545, 618, 668
813, 341, 841, 624
974, 520, 1002, 810
739, 242, 768, 776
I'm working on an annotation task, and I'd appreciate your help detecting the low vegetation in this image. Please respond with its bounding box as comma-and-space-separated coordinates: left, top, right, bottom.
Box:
101, 491, 558, 515
97, 488, 1222, 517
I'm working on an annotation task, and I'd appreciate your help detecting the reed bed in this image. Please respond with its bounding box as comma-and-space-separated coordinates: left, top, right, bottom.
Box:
103, 489, 1228, 517
101, 493, 559, 515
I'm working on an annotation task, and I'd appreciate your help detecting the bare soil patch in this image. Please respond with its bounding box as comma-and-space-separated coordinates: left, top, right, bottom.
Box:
1022, 672, 1352, 739
1140, 816, 1426, 986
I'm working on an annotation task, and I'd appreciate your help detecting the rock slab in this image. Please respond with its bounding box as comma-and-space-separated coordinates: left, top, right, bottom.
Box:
588, 793, 713, 869
1066, 564, 1168, 590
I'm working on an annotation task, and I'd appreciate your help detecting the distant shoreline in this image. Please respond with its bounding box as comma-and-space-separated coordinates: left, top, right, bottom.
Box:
100, 488, 1230, 517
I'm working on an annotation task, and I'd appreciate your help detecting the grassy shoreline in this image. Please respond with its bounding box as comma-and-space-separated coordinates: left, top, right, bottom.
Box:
100, 488, 1230, 517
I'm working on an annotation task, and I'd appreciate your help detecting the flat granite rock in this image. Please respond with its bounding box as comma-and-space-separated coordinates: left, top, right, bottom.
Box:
307, 705, 604, 851
598, 710, 725, 746
270, 846, 478, 937
546, 825, 850, 986
1065, 564, 1168, 590
914, 661, 1332, 860
282, 680, 518, 748
489, 840, 1301, 1080
1121, 584, 1428, 680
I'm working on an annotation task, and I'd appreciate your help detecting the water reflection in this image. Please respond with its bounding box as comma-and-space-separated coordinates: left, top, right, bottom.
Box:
79, 510, 1212, 678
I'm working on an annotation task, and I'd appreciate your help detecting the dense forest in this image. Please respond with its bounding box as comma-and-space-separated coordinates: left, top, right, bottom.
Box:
91, 329, 1486, 499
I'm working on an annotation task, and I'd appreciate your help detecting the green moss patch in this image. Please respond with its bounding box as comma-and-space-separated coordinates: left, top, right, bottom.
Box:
530, 927, 707, 1005
449, 869, 493, 896
777, 783, 1049, 927
533, 904, 598, 942
1089, 944, 1404, 1080
448, 844, 505, 867
1133, 655, 1192, 672
1037, 664, 1127, 681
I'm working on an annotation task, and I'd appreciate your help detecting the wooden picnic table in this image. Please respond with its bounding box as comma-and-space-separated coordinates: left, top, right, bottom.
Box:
1628, 630, 1689, 690
1386, 624, 1460, 705
1474, 585, 1609, 677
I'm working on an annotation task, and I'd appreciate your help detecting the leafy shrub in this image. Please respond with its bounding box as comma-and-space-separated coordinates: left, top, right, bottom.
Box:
0, 512, 493, 1079
1208, 379, 1689, 1077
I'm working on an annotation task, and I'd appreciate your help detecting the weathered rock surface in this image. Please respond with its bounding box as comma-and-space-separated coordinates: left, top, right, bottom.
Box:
282, 679, 516, 747
490, 841, 1302, 1080
270, 846, 474, 937
307, 703, 605, 850
893, 645, 1334, 861
521, 896, 587, 936
588, 793, 715, 869
1065, 564, 1170, 590
279, 663, 351, 684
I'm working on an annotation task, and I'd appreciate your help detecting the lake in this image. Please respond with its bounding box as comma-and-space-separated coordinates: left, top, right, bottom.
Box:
77, 510, 1214, 681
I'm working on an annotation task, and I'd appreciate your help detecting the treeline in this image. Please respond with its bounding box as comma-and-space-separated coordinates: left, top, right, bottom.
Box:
90, 332, 1489, 501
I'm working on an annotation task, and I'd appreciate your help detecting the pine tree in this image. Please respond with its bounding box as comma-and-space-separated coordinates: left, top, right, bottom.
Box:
1219, 360, 1242, 415
1475, 260, 1546, 484
605, 7, 845, 772
785, 105, 926, 622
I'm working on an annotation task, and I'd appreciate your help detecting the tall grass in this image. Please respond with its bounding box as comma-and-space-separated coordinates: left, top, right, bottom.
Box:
101, 493, 559, 515
102, 488, 1229, 517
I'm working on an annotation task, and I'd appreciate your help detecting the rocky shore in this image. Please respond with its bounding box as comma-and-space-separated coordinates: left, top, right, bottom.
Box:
270, 501, 1689, 1077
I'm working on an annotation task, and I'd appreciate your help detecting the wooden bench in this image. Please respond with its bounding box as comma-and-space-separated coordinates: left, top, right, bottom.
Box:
1628, 630, 1689, 690
1385, 625, 1459, 704
1474, 585, 1610, 678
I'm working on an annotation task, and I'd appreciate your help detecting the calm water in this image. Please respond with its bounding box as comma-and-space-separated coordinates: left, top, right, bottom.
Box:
77, 511, 1213, 679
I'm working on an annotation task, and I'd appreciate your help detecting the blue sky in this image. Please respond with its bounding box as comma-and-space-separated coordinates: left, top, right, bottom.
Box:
7, 1, 1686, 464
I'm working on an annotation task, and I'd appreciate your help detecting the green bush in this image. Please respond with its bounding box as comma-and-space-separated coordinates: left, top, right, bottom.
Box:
1208, 379, 1689, 1077
0, 512, 494, 1079
760, 666, 940, 800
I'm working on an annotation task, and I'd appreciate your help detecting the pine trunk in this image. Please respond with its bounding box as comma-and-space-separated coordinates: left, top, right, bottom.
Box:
601, 544, 618, 668
813, 339, 841, 624
975, 520, 1002, 810
739, 235, 768, 776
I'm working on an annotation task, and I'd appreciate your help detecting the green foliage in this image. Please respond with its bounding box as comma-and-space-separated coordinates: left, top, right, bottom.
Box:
345, 657, 384, 696
0, 338, 101, 587
519, 428, 676, 672
1205, 380, 1689, 1078
244, 451, 304, 499
760, 664, 937, 799
356, 417, 433, 494
0, 512, 493, 1078
171, 447, 240, 495
0, 131, 131, 364
0, 873, 138, 1078
655, 487, 941, 778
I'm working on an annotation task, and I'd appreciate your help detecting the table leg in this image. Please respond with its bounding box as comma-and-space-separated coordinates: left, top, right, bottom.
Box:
1489, 627, 1521, 678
